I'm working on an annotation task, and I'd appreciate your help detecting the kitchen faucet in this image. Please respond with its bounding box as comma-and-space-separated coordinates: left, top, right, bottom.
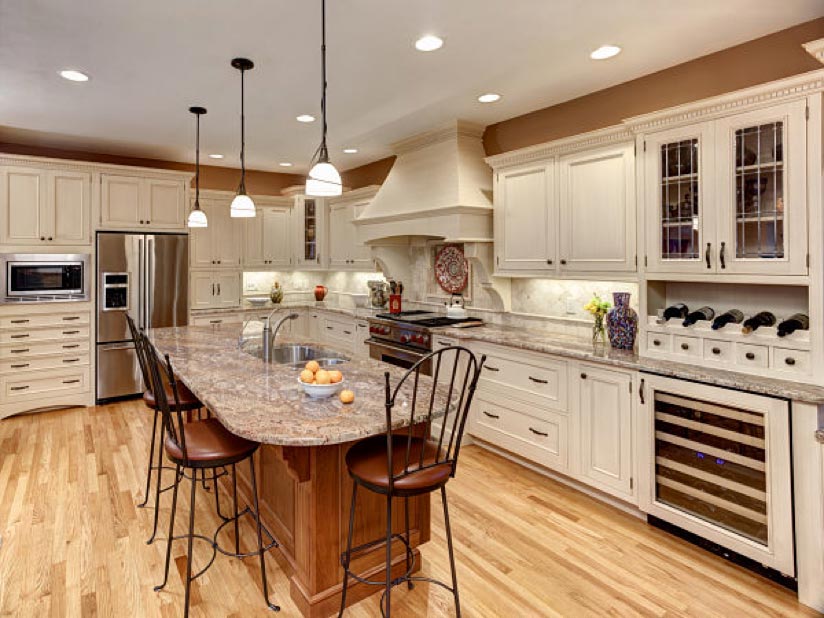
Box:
262, 311, 299, 361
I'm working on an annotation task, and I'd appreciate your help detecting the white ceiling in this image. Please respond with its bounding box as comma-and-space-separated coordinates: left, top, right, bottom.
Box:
1, 1, 822, 173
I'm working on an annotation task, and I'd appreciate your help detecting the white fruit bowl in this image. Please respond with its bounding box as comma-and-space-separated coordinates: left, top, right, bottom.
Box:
297, 378, 345, 398
246, 297, 270, 307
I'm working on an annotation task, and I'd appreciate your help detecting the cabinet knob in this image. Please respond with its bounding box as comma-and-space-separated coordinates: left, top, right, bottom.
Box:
681, 343, 689, 350
560, 259, 567, 265
712, 347, 721, 355
48, 237, 53, 241
785, 357, 796, 366
653, 339, 661, 346
140, 220, 144, 224
580, 372, 587, 379
146, 220, 151, 224
40, 236, 45, 241
745, 352, 755, 360
547, 259, 553, 265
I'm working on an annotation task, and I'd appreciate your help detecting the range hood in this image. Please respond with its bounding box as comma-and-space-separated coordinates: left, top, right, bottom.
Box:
355, 120, 493, 245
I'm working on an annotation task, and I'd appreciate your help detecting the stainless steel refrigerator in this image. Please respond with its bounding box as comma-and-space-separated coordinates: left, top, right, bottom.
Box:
96, 232, 188, 401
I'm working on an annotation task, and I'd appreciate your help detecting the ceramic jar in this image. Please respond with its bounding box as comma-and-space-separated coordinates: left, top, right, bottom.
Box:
314, 285, 328, 302
606, 292, 638, 350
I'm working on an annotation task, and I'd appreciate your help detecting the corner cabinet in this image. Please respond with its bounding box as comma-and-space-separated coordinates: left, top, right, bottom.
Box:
100, 174, 188, 231
642, 99, 808, 276
327, 186, 377, 270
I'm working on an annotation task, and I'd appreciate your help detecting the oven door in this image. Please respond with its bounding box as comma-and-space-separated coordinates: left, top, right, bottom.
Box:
367, 339, 431, 376
4, 255, 86, 299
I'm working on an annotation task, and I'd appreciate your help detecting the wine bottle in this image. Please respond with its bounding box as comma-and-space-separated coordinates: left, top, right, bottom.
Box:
711, 309, 744, 330
662, 303, 689, 321
777, 313, 809, 337
682, 306, 715, 327
741, 311, 776, 334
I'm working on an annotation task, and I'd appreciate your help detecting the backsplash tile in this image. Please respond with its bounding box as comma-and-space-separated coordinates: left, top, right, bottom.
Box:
511, 279, 639, 320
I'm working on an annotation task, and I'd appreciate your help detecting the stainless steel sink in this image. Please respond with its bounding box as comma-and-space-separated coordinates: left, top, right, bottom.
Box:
246, 343, 349, 366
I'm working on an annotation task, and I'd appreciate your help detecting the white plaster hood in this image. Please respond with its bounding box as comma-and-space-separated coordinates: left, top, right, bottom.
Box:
355, 120, 493, 245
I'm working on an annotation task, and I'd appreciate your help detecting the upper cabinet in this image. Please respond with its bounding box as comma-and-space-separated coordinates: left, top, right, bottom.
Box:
1, 165, 91, 246
244, 204, 292, 269
489, 131, 637, 277
190, 194, 243, 269
642, 99, 808, 276
327, 186, 377, 270
100, 173, 188, 231
292, 196, 326, 269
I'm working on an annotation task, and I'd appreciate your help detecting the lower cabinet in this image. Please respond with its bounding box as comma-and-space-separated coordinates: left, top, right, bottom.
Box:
190, 271, 241, 310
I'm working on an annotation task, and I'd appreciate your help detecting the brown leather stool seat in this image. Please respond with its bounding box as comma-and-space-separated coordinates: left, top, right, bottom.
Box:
346, 434, 453, 497
164, 417, 258, 468
143, 380, 201, 411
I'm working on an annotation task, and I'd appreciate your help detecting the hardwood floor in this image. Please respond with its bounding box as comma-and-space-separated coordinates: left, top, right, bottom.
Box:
0, 401, 819, 617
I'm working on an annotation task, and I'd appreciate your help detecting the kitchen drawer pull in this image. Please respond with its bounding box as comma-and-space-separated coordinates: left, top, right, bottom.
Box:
63, 330, 80, 335
653, 339, 661, 346
10, 385, 29, 391
528, 427, 548, 437
10, 334, 29, 339
528, 376, 548, 384
62, 379, 81, 384
343, 330, 352, 335
484, 365, 500, 372
711, 347, 721, 355
745, 352, 756, 360
209, 320, 222, 324
326, 326, 334, 330
63, 316, 81, 321
680, 343, 689, 350
482, 411, 500, 419
63, 344, 80, 349
10, 363, 29, 369
785, 357, 796, 366
11, 348, 29, 354
10, 319, 29, 324
437, 340, 452, 347
63, 358, 80, 363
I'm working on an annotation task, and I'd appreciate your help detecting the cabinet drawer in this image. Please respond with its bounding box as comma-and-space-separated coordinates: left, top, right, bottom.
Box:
0, 312, 89, 330
0, 353, 88, 375
672, 335, 700, 358
1, 367, 90, 402
324, 319, 355, 342
470, 396, 568, 472
735, 343, 769, 368
703, 339, 733, 363
478, 353, 567, 410
0, 339, 90, 360
647, 332, 671, 352
773, 347, 810, 374
190, 314, 243, 326
0, 325, 89, 345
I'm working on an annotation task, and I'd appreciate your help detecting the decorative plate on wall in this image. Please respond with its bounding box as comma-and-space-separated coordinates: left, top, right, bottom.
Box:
434, 245, 469, 294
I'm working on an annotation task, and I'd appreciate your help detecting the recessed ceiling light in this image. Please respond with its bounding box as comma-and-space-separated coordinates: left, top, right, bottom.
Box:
59, 69, 89, 82
478, 93, 501, 103
415, 35, 443, 52
296, 114, 316, 123
590, 45, 622, 60
208, 154, 224, 159
343, 148, 358, 154
279, 162, 293, 167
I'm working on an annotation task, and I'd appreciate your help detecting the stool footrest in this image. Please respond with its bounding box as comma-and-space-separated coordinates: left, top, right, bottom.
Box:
340, 532, 416, 587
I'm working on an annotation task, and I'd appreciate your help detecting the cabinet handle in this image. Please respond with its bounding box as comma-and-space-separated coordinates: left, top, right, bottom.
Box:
11, 348, 30, 354
140, 220, 144, 224
580, 372, 587, 379
62, 379, 81, 384
48, 237, 53, 241
343, 330, 352, 335
711, 347, 721, 355
209, 320, 222, 324
217, 283, 221, 295
482, 411, 500, 419
326, 326, 333, 330
785, 357, 796, 366
745, 352, 755, 360
639, 378, 645, 404
40, 236, 45, 241
10, 319, 29, 324
63, 358, 80, 363
10, 363, 29, 369
63, 344, 79, 349
719, 241, 726, 269
680, 343, 689, 350
560, 259, 567, 265
437, 340, 452, 347
10, 334, 29, 339
10, 385, 29, 391
705, 242, 712, 269
63, 330, 80, 335
546, 259, 553, 265
653, 339, 661, 346
484, 365, 500, 372
146, 221, 151, 225
211, 283, 215, 296
528, 427, 548, 437
63, 316, 80, 321
528, 376, 548, 384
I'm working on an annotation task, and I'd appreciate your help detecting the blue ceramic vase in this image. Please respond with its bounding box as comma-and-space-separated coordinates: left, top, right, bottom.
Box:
607, 292, 637, 350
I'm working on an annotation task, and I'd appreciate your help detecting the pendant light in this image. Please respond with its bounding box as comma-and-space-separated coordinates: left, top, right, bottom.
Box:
306, 0, 342, 197
230, 57, 256, 217
187, 106, 208, 228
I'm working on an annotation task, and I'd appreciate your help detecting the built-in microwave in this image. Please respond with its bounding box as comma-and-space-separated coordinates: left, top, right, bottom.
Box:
0, 253, 90, 303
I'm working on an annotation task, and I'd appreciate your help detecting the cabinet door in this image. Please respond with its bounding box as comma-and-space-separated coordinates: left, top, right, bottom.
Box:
190, 200, 218, 268
293, 197, 325, 269
262, 207, 291, 267
715, 100, 807, 275
211, 201, 242, 268
351, 202, 373, 267
46, 170, 91, 245
101, 175, 142, 228
145, 179, 186, 230
495, 164, 555, 271
327, 203, 351, 268
190, 271, 218, 310
578, 366, 633, 500
243, 209, 266, 268
215, 272, 240, 308
644, 123, 716, 273
559, 144, 635, 272
1, 166, 44, 244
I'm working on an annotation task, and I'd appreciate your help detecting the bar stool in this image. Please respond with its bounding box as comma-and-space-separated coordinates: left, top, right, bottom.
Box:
126, 314, 211, 545
338, 346, 485, 617
135, 330, 279, 617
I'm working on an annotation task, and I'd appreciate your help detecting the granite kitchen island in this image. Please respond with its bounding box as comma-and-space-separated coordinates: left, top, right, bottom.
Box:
148, 324, 432, 618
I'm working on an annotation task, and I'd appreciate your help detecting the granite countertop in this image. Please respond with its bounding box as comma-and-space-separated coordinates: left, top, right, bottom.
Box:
191, 301, 380, 320
147, 325, 437, 447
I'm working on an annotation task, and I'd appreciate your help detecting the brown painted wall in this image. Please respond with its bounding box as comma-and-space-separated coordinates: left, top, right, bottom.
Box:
340, 156, 396, 189
483, 17, 824, 155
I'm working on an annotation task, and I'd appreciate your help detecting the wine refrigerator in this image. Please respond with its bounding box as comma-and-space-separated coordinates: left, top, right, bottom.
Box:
638, 374, 794, 576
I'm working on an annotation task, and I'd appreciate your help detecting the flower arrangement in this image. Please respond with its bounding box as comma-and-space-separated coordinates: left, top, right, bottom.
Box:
584, 294, 611, 345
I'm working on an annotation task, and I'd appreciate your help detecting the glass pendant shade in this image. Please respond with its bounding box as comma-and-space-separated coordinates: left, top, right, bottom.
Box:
230, 192, 256, 217
187, 206, 208, 228
306, 160, 342, 197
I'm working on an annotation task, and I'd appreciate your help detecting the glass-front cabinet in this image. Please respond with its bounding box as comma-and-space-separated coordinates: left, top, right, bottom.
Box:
645, 100, 807, 276
292, 196, 326, 269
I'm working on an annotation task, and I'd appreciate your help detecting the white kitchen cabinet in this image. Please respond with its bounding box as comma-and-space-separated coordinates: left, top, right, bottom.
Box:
558, 143, 636, 272
576, 364, 634, 500
244, 206, 291, 268
1, 166, 91, 246
494, 163, 555, 272
190, 196, 243, 269
292, 196, 326, 269
190, 271, 240, 310
328, 199, 373, 270
100, 174, 187, 231
354, 319, 370, 358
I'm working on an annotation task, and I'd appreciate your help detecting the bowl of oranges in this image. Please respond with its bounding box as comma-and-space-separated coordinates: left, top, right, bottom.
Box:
298, 360, 346, 398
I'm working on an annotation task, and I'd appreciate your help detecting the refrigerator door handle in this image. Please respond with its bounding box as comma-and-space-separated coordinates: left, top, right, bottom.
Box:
137, 236, 145, 330
146, 235, 154, 329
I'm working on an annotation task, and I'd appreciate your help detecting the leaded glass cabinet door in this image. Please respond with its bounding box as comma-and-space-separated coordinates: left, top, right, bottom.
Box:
644, 122, 716, 273
715, 100, 807, 275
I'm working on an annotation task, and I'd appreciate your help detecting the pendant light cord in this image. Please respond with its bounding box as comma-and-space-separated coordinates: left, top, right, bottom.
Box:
239, 67, 247, 194
195, 112, 201, 208
320, 0, 328, 162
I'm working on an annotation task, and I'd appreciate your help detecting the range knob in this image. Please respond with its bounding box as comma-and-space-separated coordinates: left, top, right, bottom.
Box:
369, 325, 377, 334
400, 334, 410, 344
381, 326, 391, 335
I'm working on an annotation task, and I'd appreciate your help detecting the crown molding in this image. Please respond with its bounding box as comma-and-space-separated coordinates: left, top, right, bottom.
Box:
803, 38, 824, 65
197, 188, 292, 207
391, 120, 485, 156
327, 184, 380, 205
485, 125, 633, 170
0, 152, 194, 180
623, 68, 824, 132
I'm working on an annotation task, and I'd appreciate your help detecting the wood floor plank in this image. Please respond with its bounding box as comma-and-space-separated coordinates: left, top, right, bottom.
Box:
0, 402, 820, 617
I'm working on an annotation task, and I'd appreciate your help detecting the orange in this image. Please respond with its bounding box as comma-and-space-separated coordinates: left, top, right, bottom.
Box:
315, 369, 331, 385
339, 389, 355, 404
328, 370, 343, 384
305, 360, 320, 373
299, 369, 315, 384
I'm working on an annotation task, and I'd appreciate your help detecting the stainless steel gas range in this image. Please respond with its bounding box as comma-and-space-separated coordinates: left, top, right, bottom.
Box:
366, 310, 481, 374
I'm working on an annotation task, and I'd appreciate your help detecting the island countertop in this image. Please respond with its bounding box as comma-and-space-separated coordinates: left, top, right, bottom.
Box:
148, 324, 421, 447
